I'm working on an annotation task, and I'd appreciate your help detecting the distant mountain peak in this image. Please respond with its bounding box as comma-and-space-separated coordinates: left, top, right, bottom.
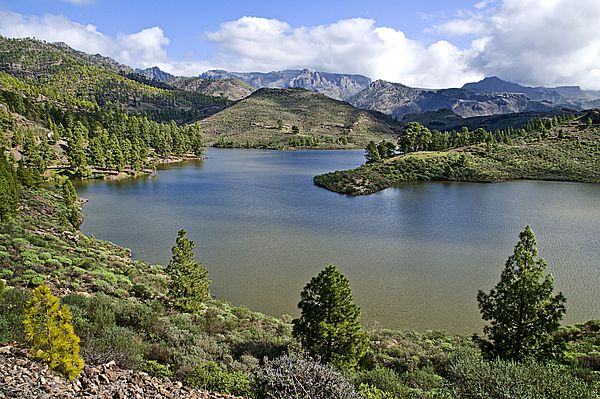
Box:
136, 66, 174, 82
198, 68, 370, 100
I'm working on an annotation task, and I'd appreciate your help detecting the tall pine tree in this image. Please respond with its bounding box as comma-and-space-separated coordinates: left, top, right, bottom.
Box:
0, 154, 18, 222
166, 229, 211, 313
476, 226, 566, 361
292, 264, 369, 371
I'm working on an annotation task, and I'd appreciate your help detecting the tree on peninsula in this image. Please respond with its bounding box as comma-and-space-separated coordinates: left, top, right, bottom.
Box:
476, 226, 566, 362
292, 264, 368, 371
167, 229, 211, 313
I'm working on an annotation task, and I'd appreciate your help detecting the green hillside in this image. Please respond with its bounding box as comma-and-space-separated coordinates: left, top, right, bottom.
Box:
0, 36, 222, 179
0, 36, 229, 123
199, 88, 402, 149
315, 111, 600, 195
168, 76, 253, 101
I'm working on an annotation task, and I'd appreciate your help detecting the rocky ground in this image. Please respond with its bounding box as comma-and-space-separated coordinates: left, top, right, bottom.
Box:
0, 344, 243, 399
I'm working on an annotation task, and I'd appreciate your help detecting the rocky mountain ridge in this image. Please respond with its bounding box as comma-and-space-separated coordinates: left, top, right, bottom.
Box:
200, 68, 371, 100
462, 76, 600, 109
137, 66, 175, 82
347, 79, 554, 119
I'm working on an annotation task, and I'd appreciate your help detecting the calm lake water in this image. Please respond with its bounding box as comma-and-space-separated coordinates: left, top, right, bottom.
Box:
76, 148, 600, 333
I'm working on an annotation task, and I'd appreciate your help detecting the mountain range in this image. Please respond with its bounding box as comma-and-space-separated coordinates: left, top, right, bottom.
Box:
134, 62, 600, 120
3, 34, 596, 140
193, 69, 600, 119
200, 69, 371, 101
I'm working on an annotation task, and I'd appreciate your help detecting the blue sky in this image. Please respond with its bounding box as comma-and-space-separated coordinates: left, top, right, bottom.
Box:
1, 0, 600, 89
1, 0, 476, 59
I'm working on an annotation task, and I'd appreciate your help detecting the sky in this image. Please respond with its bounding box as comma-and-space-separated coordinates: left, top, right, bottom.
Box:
1, 0, 599, 89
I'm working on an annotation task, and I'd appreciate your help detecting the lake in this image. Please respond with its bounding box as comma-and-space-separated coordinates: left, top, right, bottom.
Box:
76, 148, 600, 333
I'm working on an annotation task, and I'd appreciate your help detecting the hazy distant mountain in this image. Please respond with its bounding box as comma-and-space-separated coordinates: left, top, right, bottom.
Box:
348, 80, 554, 119
463, 76, 600, 109
200, 69, 371, 100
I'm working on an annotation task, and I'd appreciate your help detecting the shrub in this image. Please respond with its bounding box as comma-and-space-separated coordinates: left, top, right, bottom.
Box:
114, 301, 157, 331
356, 367, 413, 398
21, 269, 45, 287
254, 355, 360, 399
357, 384, 396, 399
80, 325, 143, 369
140, 359, 173, 378
403, 367, 447, 391
447, 348, 596, 399
23, 285, 84, 379
144, 342, 173, 364
55, 256, 73, 266
185, 361, 253, 397
1, 268, 13, 278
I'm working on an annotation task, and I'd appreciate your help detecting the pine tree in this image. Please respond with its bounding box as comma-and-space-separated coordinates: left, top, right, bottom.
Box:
0, 154, 18, 222
23, 285, 84, 379
292, 264, 369, 371
476, 226, 566, 362
365, 141, 381, 163
61, 178, 82, 228
66, 122, 88, 177
167, 229, 211, 312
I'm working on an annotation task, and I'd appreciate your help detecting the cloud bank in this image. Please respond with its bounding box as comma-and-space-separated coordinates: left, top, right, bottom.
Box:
1, 0, 600, 89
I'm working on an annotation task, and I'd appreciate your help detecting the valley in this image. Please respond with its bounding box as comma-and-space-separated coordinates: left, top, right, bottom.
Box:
1, 22, 600, 399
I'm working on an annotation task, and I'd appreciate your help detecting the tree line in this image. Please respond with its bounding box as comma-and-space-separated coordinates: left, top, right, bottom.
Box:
365, 115, 576, 163
1, 99, 205, 178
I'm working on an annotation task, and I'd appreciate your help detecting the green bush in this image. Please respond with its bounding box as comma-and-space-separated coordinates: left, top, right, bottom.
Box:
55, 256, 72, 266
403, 367, 447, 391
356, 367, 413, 398
1, 268, 14, 278
447, 349, 596, 399
114, 301, 157, 331
140, 359, 173, 378
38, 252, 52, 261
357, 384, 396, 399
0, 285, 30, 342
44, 258, 62, 268
80, 325, 144, 368
21, 269, 45, 287
185, 361, 253, 397
20, 250, 41, 265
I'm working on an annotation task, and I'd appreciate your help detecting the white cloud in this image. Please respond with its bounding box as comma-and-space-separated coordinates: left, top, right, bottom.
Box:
431, 18, 487, 36
0, 10, 216, 75
206, 17, 482, 88
0, 11, 113, 54
2, 2, 600, 90
117, 27, 170, 66
433, 0, 600, 89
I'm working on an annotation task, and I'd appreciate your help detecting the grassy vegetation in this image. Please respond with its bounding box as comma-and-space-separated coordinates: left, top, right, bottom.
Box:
199, 88, 402, 149
315, 113, 600, 195
0, 36, 229, 123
